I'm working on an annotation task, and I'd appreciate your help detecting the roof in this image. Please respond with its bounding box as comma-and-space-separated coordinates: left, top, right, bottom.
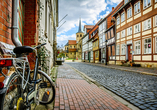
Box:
84, 25, 94, 29
77, 18, 84, 33
68, 40, 77, 45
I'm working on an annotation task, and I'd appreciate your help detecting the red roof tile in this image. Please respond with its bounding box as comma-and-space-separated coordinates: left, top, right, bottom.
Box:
68, 40, 76, 45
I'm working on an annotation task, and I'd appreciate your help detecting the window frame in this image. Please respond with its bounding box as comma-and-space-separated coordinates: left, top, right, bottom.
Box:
134, 23, 141, 34
116, 45, 120, 55
135, 40, 141, 54
121, 44, 126, 55
121, 30, 125, 38
127, 7, 132, 19
121, 12, 125, 23
117, 16, 120, 25
143, 18, 151, 31
143, 0, 151, 10
144, 38, 151, 54
117, 32, 120, 40
134, 1, 140, 15
127, 26, 132, 36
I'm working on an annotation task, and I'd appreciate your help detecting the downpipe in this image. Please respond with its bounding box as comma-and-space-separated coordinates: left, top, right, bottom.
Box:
11, 0, 22, 47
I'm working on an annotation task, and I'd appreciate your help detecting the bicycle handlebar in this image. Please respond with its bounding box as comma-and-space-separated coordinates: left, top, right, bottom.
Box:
34, 43, 47, 49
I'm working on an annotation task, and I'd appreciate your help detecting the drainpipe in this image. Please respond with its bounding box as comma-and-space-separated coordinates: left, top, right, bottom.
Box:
11, 0, 22, 47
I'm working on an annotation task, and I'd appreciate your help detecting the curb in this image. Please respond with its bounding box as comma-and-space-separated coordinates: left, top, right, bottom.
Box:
83, 62, 157, 76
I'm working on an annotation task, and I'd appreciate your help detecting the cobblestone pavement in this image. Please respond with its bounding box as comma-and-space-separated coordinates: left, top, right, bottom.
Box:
54, 64, 131, 110
66, 62, 157, 110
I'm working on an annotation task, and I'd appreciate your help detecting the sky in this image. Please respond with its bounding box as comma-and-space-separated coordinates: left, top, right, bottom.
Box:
57, 0, 122, 47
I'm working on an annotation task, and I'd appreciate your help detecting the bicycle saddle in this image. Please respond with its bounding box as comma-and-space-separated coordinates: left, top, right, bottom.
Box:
13, 46, 34, 54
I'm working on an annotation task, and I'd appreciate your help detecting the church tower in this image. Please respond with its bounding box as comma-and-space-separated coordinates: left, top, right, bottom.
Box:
76, 18, 84, 43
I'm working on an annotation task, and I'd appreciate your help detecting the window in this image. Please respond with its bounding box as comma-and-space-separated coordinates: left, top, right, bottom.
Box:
74, 46, 75, 48
127, 7, 132, 19
143, 19, 151, 31
103, 34, 105, 42
134, 23, 140, 33
155, 15, 157, 27
111, 28, 114, 38
117, 32, 120, 39
144, 38, 151, 54
156, 37, 157, 53
143, 0, 151, 9
108, 31, 110, 39
121, 44, 126, 55
77, 35, 79, 37
117, 16, 120, 25
135, 41, 141, 54
80, 34, 82, 37
134, 1, 140, 14
116, 45, 120, 55
121, 30, 125, 38
121, 12, 125, 22
127, 26, 132, 36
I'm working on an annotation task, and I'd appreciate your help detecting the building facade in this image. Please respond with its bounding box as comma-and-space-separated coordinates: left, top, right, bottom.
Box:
113, 0, 157, 67
68, 40, 77, 59
82, 25, 94, 62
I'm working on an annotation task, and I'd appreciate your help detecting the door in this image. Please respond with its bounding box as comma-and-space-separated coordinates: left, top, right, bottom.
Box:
128, 45, 132, 61
88, 52, 90, 62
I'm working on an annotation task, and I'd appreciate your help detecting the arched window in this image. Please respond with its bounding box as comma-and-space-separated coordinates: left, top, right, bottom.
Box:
77, 35, 79, 37
80, 34, 82, 37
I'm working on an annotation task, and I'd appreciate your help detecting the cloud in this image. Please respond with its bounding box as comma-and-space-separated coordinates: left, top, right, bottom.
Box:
57, 0, 107, 35
57, 34, 76, 46
57, 0, 122, 46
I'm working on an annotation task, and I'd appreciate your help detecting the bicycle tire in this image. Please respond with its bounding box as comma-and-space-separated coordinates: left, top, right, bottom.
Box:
0, 72, 22, 110
35, 70, 55, 104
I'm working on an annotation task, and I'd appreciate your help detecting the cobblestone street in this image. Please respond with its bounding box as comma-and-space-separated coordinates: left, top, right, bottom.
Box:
66, 62, 157, 110
54, 64, 131, 110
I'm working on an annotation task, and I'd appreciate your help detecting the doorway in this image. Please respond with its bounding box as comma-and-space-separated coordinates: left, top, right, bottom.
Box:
127, 45, 132, 61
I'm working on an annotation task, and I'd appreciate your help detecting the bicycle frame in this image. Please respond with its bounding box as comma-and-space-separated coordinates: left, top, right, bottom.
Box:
0, 44, 45, 106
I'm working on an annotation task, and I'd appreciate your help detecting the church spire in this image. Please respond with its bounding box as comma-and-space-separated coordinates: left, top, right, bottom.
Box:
77, 18, 83, 33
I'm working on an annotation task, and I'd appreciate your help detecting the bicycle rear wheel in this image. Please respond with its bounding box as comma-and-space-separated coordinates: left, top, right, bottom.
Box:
35, 70, 55, 104
0, 73, 22, 110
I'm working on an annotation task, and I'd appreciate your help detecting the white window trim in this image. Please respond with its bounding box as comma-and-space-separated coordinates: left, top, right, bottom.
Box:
116, 45, 120, 55
156, 37, 157, 53
143, 18, 151, 31
143, 0, 151, 10
121, 30, 125, 38
121, 12, 125, 23
127, 26, 132, 36
117, 32, 120, 40
127, 7, 132, 19
134, 1, 140, 15
135, 40, 141, 54
155, 15, 157, 27
117, 16, 120, 25
144, 38, 151, 54
121, 44, 126, 55
134, 23, 141, 34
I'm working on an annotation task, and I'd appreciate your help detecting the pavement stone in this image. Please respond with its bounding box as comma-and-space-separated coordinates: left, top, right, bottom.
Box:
54, 63, 131, 110
66, 62, 157, 110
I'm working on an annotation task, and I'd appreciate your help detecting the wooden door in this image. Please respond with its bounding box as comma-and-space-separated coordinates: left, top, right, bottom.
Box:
128, 45, 132, 61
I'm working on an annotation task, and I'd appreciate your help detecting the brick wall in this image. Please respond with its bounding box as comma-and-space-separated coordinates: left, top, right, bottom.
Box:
0, 0, 13, 45
24, 0, 38, 46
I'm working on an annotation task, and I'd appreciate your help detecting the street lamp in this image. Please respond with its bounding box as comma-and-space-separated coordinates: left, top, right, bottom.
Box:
105, 40, 108, 65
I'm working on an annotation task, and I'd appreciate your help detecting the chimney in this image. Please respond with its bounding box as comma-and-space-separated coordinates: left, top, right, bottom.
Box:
112, 7, 114, 11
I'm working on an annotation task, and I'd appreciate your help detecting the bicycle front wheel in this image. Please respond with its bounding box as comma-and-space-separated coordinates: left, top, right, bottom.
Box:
35, 70, 55, 104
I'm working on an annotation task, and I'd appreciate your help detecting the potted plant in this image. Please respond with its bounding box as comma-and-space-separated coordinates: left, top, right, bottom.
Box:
130, 60, 134, 67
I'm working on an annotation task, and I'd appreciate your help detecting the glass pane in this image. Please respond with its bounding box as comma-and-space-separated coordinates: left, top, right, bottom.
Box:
148, 38, 151, 43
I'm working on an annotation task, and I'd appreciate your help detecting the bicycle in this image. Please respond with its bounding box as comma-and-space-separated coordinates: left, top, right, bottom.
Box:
0, 43, 55, 110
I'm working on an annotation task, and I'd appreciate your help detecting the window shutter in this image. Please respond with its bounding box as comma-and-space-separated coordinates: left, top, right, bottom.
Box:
112, 45, 115, 56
